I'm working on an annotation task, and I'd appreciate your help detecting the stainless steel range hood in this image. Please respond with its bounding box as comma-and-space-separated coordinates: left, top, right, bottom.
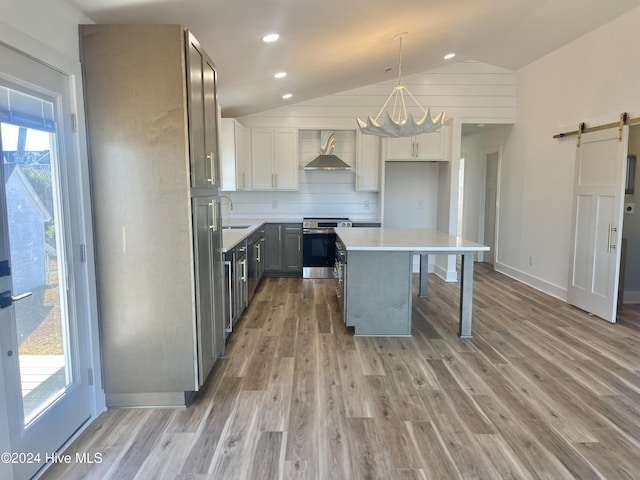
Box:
304, 131, 352, 170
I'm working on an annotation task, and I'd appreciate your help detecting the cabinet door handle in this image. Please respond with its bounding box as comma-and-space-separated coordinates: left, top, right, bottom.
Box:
207, 152, 216, 185
241, 259, 247, 281
256, 243, 261, 262
209, 201, 217, 232
225, 260, 233, 331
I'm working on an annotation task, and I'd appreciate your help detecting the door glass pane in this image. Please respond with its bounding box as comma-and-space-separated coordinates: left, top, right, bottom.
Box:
1, 117, 72, 426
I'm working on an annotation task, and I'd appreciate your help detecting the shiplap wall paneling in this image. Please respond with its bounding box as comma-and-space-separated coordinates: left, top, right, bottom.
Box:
239, 62, 516, 129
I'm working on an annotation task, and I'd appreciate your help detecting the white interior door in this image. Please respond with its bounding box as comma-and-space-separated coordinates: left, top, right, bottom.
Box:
0, 46, 93, 479
567, 127, 628, 322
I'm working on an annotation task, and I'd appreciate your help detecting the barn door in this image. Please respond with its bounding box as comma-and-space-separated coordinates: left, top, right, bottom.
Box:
567, 126, 628, 322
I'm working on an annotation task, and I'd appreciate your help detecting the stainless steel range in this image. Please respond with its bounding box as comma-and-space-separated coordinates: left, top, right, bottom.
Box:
302, 217, 352, 278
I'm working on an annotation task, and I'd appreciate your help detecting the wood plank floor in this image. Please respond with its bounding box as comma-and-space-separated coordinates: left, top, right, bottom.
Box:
42, 264, 640, 479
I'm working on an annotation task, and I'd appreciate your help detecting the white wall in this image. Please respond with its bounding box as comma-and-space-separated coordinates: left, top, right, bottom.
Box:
496, 5, 640, 300
0, 0, 91, 62
383, 162, 439, 227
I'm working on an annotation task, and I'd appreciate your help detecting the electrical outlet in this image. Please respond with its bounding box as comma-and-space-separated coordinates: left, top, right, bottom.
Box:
418, 200, 424, 209
529, 256, 534, 266
364, 200, 370, 210
272, 200, 278, 209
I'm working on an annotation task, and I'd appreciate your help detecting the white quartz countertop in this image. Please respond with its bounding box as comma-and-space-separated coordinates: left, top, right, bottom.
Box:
335, 227, 490, 253
221, 219, 266, 252
221, 217, 306, 252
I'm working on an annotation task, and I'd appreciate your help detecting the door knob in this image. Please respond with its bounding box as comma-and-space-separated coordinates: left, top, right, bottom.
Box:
0, 290, 33, 309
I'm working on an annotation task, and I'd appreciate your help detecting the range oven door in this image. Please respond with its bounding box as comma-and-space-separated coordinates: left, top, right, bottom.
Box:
302, 231, 336, 278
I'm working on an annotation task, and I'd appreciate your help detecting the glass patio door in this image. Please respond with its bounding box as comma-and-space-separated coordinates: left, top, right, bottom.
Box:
0, 46, 92, 480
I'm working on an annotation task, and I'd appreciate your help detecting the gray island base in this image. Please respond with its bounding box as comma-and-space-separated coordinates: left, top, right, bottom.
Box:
336, 228, 489, 338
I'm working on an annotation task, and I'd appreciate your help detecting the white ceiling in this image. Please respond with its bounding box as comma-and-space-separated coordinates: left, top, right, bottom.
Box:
66, 0, 640, 118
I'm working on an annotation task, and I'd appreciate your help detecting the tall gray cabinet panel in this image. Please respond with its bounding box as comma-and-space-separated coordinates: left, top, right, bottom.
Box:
192, 197, 224, 386
186, 32, 219, 190
80, 25, 224, 407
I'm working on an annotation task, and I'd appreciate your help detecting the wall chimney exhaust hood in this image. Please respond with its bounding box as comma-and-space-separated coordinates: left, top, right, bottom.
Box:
304, 131, 352, 170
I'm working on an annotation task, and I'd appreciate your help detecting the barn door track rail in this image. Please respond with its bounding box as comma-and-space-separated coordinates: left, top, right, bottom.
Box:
553, 112, 640, 146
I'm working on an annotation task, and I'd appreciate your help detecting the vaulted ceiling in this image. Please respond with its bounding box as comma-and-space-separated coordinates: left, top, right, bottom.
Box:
66, 0, 640, 117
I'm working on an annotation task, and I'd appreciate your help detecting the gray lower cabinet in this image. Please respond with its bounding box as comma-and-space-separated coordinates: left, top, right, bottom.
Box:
248, 228, 265, 300
264, 224, 283, 272
80, 24, 224, 407
264, 223, 302, 276
193, 197, 225, 387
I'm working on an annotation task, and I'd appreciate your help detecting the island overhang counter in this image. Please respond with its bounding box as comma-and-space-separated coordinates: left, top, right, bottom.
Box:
334, 227, 489, 338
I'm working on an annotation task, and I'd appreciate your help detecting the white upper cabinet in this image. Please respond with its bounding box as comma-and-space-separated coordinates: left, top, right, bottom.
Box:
274, 128, 299, 190
251, 128, 275, 190
251, 127, 299, 190
356, 131, 380, 191
220, 118, 251, 191
385, 128, 448, 161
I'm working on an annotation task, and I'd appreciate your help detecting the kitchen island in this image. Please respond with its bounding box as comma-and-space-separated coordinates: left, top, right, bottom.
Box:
335, 227, 489, 338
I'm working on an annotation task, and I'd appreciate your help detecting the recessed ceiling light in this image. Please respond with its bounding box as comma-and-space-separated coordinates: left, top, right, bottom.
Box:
282, 93, 293, 99
274, 72, 287, 79
444, 53, 456, 60
262, 33, 280, 43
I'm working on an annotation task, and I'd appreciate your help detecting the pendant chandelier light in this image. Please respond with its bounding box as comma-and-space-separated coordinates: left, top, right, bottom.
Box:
357, 32, 445, 138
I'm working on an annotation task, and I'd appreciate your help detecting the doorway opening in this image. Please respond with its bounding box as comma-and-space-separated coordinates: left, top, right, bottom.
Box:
482, 151, 500, 266
619, 124, 640, 325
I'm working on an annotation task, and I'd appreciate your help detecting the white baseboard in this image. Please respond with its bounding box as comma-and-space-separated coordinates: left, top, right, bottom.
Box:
624, 291, 640, 304
494, 261, 567, 301
411, 255, 457, 282
434, 262, 458, 282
